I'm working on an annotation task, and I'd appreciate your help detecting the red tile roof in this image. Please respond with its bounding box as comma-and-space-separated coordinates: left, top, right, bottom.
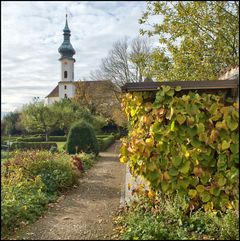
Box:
45, 85, 59, 98
45, 80, 117, 98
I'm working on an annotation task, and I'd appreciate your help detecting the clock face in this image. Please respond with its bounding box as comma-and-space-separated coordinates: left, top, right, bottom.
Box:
64, 62, 67, 65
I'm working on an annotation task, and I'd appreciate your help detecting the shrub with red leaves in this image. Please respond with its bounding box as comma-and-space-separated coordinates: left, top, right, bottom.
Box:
72, 155, 84, 173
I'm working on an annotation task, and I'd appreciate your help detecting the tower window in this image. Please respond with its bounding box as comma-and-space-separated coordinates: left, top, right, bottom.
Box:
64, 71, 68, 78
64, 85, 67, 90
64, 94, 68, 98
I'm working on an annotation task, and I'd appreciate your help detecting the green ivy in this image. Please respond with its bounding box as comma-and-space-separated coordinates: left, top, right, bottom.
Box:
120, 86, 239, 211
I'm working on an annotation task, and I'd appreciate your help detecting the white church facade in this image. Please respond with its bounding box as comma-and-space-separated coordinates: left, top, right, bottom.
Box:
45, 15, 110, 104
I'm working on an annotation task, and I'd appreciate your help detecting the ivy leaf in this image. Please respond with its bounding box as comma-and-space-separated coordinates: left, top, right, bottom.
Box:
172, 156, 182, 167
187, 104, 199, 115
179, 179, 189, 189
148, 170, 159, 181
162, 85, 171, 93
226, 116, 238, 131
176, 114, 186, 125
166, 89, 174, 96
130, 108, 137, 117
200, 192, 211, 203
221, 140, 230, 150
196, 185, 205, 193
218, 175, 226, 186
169, 167, 179, 176
179, 161, 190, 174
175, 86, 181, 92
209, 103, 218, 115
210, 187, 221, 197
161, 181, 169, 192
210, 113, 222, 121
197, 123, 205, 134
216, 121, 227, 130
188, 189, 197, 198
152, 101, 161, 109
231, 110, 239, 121
209, 129, 218, 142
230, 143, 239, 154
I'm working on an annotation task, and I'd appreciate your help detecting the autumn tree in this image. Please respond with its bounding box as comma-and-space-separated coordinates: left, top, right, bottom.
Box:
139, 1, 239, 81
74, 80, 127, 128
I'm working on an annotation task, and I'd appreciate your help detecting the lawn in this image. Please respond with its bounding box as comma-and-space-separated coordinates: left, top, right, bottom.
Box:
56, 142, 66, 151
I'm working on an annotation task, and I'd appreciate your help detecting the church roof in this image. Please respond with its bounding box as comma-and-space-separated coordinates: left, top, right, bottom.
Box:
45, 80, 117, 99
45, 85, 59, 98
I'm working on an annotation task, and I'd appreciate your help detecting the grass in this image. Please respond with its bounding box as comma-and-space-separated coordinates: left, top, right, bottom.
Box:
56, 142, 66, 151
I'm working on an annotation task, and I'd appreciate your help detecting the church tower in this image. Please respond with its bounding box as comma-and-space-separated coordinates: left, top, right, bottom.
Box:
58, 14, 76, 99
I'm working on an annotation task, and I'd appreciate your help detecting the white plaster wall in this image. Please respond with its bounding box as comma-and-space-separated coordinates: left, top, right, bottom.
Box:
60, 58, 74, 81
59, 82, 76, 99
46, 97, 60, 105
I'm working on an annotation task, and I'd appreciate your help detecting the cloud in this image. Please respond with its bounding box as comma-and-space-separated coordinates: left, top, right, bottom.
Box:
2, 1, 160, 112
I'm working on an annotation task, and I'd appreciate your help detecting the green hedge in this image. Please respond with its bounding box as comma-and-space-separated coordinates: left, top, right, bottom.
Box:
17, 137, 44, 142
96, 134, 111, 139
49, 136, 66, 142
17, 136, 67, 142
11, 142, 57, 150
98, 135, 115, 151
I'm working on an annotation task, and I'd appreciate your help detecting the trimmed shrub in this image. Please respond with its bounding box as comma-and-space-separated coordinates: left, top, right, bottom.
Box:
11, 142, 57, 151
66, 121, 99, 155
97, 135, 115, 151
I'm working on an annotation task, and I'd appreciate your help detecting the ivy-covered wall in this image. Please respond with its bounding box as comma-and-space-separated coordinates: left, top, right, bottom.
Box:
120, 86, 239, 212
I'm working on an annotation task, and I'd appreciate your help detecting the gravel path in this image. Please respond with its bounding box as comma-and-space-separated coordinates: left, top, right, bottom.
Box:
11, 141, 125, 240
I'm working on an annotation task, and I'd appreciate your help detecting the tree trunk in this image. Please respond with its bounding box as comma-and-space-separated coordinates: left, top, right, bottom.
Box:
45, 132, 48, 142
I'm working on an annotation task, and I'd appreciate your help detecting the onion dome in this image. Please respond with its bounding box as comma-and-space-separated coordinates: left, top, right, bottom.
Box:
58, 14, 75, 59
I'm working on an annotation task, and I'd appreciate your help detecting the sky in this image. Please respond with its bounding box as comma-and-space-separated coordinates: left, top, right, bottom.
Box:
1, 1, 161, 113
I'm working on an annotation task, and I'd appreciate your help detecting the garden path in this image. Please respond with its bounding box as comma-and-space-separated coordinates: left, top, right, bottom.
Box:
12, 141, 125, 240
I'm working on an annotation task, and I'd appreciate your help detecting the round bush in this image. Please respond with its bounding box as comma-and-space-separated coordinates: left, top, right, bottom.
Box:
66, 121, 99, 155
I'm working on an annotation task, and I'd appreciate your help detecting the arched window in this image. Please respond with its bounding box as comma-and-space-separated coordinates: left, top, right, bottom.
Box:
64, 71, 67, 78
64, 94, 68, 98
64, 85, 67, 90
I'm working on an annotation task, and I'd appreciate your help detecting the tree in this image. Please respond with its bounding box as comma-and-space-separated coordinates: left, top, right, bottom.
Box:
139, 1, 239, 81
2, 111, 22, 135
53, 98, 106, 135
90, 36, 152, 88
20, 102, 58, 141
129, 37, 152, 82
